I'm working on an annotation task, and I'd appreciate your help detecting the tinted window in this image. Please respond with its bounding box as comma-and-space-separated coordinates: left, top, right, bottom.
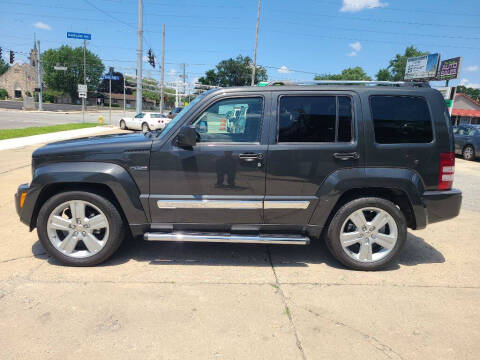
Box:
370, 96, 433, 144
278, 96, 352, 143
192, 97, 262, 143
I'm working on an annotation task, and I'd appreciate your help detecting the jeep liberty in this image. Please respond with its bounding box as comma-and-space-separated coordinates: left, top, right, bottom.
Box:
15, 81, 462, 270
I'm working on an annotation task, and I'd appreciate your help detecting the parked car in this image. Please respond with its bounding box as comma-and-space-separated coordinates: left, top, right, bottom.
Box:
15, 82, 462, 270
119, 112, 171, 132
168, 107, 184, 119
453, 124, 480, 161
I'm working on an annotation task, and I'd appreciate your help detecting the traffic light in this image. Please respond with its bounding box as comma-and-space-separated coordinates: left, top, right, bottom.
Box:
147, 48, 155, 68
9, 50, 14, 64
0, 47, 2, 59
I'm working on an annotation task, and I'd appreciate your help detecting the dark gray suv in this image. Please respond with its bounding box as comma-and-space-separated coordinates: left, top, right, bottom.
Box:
15, 81, 462, 270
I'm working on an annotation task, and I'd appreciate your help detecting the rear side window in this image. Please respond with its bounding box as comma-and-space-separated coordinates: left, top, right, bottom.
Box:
278, 96, 353, 143
370, 96, 433, 144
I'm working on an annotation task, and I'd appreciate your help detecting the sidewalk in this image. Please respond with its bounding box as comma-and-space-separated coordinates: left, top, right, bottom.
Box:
0, 126, 114, 151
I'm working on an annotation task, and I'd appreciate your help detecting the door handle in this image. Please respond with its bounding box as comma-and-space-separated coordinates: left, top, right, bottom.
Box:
333, 152, 360, 160
239, 153, 263, 161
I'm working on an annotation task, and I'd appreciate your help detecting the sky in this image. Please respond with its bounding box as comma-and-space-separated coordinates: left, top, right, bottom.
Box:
1, 0, 479, 89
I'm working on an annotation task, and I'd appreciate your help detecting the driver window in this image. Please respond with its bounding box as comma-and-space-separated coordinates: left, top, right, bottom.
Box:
192, 97, 263, 143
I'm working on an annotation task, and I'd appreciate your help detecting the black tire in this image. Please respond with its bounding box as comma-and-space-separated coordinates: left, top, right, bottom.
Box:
142, 122, 150, 132
326, 197, 407, 271
37, 191, 126, 266
463, 145, 475, 161
120, 120, 127, 130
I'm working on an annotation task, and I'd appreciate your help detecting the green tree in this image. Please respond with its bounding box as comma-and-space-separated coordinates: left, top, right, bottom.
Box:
375, 46, 429, 81
42, 45, 104, 100
198, 55, 267, 87
314, 66, 372, 81
0, 58, 10, 76
456, 85, 480, 102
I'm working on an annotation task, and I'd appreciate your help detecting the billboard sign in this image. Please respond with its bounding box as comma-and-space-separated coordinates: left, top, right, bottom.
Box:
438, 57, 462, 80
404, 53, 440, 80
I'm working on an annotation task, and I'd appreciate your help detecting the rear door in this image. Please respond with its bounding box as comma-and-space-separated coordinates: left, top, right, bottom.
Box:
362, 91, 440, 190
264, 90, 364, 224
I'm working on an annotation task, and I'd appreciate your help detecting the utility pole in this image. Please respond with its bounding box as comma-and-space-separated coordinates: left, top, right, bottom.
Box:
182, 63, 186, 102
123, 76, 126, 117
136, 0, 143, 114
160, 24, 165, 113
250, 0, 261, 86
37, 40, 43, 111
109, 70, 112, 125
82, 39, 87, 123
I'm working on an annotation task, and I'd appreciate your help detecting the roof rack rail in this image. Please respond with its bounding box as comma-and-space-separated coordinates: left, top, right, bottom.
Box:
266, 80, 430, 88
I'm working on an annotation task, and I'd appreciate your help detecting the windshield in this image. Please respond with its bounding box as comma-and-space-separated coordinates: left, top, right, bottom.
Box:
156, 92, 209, 138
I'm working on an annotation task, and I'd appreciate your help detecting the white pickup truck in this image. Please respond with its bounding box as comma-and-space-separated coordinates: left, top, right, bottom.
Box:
119, 112, 171, 132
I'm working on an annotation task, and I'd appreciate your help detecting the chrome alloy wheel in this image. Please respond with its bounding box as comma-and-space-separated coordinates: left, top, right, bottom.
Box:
46, 200, 109, 258
339, 207, 398, 263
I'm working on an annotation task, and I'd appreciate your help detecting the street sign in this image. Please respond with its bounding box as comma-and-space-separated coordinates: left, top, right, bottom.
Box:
54, 66, 67, 71
79, 92, 87, 99
67, 32, 91, 40
438, 57, 462, 80
405, 53, 440, 80
102, 74, 120, 80
78, 84, 87, 93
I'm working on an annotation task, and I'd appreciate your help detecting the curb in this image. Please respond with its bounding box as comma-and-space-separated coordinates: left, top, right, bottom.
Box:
0, 126, 113, 151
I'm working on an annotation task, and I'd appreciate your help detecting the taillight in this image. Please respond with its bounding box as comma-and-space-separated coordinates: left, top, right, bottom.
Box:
438, 152, 455, 190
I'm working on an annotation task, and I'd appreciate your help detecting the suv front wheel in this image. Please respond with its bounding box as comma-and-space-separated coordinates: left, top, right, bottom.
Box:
37, 191, 126, 266
326, 197, 407, 271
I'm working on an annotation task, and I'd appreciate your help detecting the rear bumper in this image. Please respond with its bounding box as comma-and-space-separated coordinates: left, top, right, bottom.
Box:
422, 189, 462, 225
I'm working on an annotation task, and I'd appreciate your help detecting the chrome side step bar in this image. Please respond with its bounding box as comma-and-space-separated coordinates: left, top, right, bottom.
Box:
144, 232, 310, 245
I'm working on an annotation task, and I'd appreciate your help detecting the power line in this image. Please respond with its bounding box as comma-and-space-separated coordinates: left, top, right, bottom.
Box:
267, 7, 480, 29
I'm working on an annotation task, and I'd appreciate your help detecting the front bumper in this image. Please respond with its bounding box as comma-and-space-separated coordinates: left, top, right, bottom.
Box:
15, 183, 33, 227
423, 189, 462, 225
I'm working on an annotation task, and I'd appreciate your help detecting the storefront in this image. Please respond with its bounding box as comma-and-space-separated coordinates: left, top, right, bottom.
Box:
451, 93, 480, 125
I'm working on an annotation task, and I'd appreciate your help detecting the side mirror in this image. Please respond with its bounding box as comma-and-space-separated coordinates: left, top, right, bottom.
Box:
176, 125, 197, 147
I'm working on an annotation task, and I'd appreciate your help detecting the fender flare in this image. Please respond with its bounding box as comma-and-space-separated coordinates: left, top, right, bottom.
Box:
26, 162, 148, 228
309, 167, 427, 230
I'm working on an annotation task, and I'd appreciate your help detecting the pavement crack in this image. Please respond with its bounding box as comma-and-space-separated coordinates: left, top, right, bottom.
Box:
0, 253, 46, 264
266, 246, 307, 360
0, 163, 30, 175
306, 308, 404, 360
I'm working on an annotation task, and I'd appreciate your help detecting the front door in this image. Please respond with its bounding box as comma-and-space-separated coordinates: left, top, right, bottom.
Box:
149, 95, 268, 226
265, 91, 364, 224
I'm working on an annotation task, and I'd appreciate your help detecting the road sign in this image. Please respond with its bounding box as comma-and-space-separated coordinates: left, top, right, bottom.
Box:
405, 53, 440, 80
102, 74, 120, 80
78, 84, 87, 93
67, 32, 91, 40
79, 92, 87, 99
54, 66, 67, 71
438, 57, 462, 81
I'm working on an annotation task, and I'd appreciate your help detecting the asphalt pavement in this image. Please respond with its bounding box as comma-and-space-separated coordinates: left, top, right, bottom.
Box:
0, 108, 136, 129
0, 100, 98, 112
0, 130, 479, 359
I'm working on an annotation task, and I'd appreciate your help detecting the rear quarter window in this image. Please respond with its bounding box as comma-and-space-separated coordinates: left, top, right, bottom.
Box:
370, 95, 433, 144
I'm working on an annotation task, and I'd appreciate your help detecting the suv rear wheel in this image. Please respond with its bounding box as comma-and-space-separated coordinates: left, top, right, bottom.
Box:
326, 197, 407, 271
37, 191, 126, 266
463, 145, 475, 161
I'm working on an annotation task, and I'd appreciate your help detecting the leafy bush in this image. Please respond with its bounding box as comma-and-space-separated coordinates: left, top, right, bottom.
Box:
0, 88, 8, 100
